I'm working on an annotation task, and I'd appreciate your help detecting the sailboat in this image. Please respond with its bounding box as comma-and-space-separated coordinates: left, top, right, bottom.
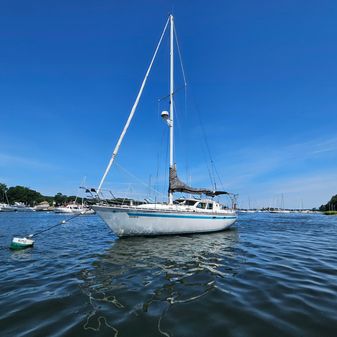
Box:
54, 179, 95, 215
92, 15, 237, 237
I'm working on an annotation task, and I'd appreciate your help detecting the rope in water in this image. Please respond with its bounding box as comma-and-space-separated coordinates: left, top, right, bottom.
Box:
28, 212, 85, 238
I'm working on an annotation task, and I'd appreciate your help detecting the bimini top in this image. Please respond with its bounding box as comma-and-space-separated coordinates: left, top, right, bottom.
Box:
169, 165, 228, 197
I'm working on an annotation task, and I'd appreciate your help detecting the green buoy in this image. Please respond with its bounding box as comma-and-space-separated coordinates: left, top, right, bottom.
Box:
10, 236, 35, 250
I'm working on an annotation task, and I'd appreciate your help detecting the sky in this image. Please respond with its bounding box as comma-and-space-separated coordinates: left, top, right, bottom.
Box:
1, 0, 337, 209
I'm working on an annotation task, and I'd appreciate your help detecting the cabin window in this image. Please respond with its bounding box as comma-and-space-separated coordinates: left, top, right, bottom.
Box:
196, 202, 207, 209
185, 200, 198, 206
206, 203, 213, 210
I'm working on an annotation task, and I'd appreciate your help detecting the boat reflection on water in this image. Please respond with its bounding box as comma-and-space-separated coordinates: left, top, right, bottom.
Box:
79, 230, 239, 335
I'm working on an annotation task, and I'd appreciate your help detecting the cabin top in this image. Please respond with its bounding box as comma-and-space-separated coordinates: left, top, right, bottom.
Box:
174, 198, 227, 210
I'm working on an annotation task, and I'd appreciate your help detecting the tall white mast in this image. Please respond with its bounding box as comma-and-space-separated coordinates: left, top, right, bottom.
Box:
169, 14, 174, 205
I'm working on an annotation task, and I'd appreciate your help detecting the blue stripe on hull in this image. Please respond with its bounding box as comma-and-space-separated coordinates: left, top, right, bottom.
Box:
127, 212, 237, 220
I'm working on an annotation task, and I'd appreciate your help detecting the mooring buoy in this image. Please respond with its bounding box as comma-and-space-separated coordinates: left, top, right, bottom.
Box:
10, 236, 35, 250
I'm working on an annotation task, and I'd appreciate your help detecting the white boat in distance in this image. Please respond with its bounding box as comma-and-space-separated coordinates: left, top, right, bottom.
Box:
54, 204, 95, 215
0, 203, 15, 212
13, 202, 35, 212
0, 202, 35, 212
92, 15, 237, 236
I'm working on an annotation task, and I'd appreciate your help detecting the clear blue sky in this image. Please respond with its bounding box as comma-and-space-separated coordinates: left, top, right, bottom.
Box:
1, 0, 337, 208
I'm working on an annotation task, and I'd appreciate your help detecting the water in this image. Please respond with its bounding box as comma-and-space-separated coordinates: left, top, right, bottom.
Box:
1, 212, 337, 337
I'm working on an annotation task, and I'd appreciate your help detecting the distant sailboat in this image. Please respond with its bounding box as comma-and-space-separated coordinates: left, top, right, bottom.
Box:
11, 202, 35, 212
0, 191, 35, 212
0, 191, 15, 212
0, 203, 15, 212
54, 178, 95, 215
92, 15, 237, 236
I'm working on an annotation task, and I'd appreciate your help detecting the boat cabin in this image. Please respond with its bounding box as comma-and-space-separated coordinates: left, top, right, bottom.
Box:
174, 198, 225, 211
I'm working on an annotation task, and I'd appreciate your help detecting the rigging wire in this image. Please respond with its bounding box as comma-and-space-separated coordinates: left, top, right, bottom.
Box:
174, 26, 187, 87
173, 22, 191, 184
173, 98, 190, 184
157, 85, 186, 102
114, 162, 166, 198
175, 20, 225, 192
213, 161, 226, 190
173, 23, 227, 194
190, 90, 219, 191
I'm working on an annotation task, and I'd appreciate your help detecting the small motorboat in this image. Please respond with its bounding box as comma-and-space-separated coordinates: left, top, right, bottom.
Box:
54, 203, 95, 215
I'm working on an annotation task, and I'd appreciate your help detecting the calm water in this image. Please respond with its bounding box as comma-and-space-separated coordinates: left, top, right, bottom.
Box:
1, 212, 337, 337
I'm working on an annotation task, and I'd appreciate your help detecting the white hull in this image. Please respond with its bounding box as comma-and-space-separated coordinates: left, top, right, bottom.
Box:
0, 205, 35, 212
93, 205, 237, 237
0, 207, 16, 212
54, 208, 77, 214
13, 207, 35, 212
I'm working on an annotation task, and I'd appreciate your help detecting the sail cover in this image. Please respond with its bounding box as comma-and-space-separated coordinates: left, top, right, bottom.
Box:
169, 165, 228, 197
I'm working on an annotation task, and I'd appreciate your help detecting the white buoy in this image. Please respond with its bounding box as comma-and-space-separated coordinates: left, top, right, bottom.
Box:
10, 237, 34, 250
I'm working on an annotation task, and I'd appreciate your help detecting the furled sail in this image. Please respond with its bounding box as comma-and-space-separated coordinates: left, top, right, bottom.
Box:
169, 165, 228, 197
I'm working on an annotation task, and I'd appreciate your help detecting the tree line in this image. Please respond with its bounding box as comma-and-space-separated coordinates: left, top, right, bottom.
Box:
0, 183, 83, 206
2, 181, 336, 210
319, 194, 337, 212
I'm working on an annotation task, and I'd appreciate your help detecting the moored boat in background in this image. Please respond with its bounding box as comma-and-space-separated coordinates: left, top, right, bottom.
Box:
54, 203, 95, 215
0, 202, 35, 212
0, 203, 15, 212
12, 202, 35, 212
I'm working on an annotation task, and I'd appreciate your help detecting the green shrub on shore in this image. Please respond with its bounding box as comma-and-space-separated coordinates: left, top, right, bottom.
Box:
324, 211, 337, 215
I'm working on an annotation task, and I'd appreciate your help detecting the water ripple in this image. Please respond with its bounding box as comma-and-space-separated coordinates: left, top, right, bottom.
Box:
1, 212, 337, 336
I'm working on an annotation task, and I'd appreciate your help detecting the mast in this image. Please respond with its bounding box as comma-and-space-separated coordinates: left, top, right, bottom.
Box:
169, 14, 174, 205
